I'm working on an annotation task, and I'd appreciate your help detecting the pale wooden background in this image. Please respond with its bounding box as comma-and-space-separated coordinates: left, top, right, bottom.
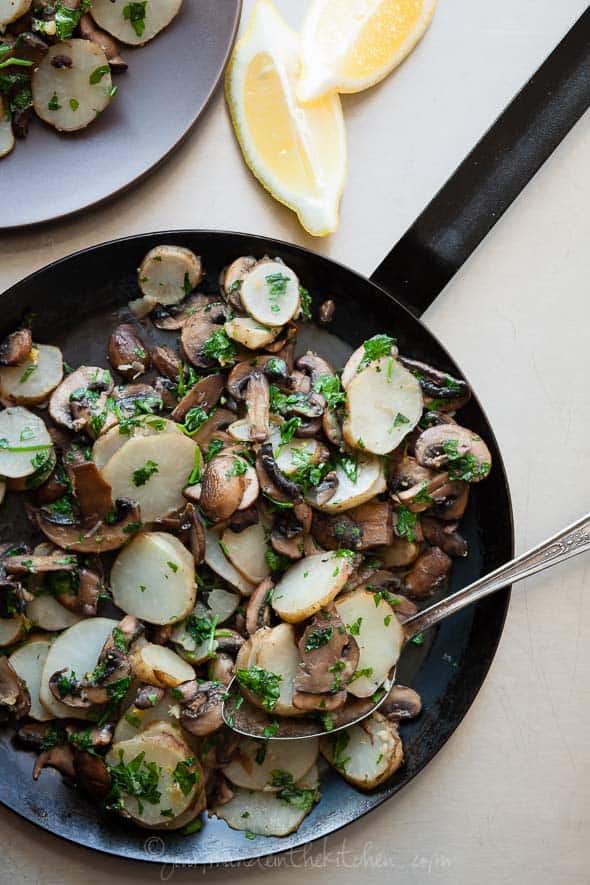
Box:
1, 1, 589, 882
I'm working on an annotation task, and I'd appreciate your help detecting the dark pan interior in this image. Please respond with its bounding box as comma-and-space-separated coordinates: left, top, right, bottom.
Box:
0, 231, 513, 864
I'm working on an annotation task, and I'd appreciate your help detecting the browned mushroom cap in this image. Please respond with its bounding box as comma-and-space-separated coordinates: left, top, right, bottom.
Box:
66, 459, 113, 520
200, 454, 247, 522
305, 471, 339, 508
181, 303, 233, 369
215, 629, 245, 656
108, 324, 148, 380
245, 577, 274, 636
73, 749, 111, 801
293, 687, 347, 712
184, 503, 206, 564
312, 511, 362, 552
380, 684, 422, 721
257, 444, 302, 502
55, 567, 102, 617
0, 328, 32, 366
17, 721, 60, 751
398, 356, 471, 412
270, 503, 312, 560
49, 366, 113, 433
36, 463, 70, 505
33, 744, 76, 781
245, 371, 270, 442
430, 480, 470, 521
135, 685, 165, 709
228, 504, 259, 533
421, 516, 468, 557
221, 256, 257, 309
102, 615, 144, 654
0, 657, 30, 721
209, 652, 235, 687
404, 547, 452, 599
3, 551, 78, 577
192, 408, 236, 446
171, 373, 224, 423
79, 12, 127, 71
151, 345, 181, 381
177, 680, 227, 736
37, 498, 142, 553
414, 424, 491, 482
152, 294, 213, 330
294, 602, 359, 698
49, 643, 131, 709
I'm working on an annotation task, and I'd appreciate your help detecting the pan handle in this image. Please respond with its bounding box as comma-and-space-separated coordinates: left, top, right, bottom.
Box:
370, 8, 590, 319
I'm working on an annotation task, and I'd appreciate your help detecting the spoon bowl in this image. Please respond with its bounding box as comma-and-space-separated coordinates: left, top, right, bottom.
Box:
222, 511, 590, 739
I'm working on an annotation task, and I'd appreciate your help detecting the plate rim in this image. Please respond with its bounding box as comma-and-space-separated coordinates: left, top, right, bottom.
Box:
0, 229, 515, 865
0, 2, 243, 232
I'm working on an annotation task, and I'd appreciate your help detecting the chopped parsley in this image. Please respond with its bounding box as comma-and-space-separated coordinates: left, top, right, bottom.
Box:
202, 329, 237, 367
132, 459, 159, 486
48, 92, 61, 111
442, 439, 491, 482
123, 1, 147, 38
105, 750, 161, 814
225, 457, 248, 478
180, 406, 211, 436
299, 286, 312, 320
270, 770, 319, 812
265, 272, 290, 314
204, 438, 224, 463
330, 732, 351, 772
278, 416, 301, 445
347, 617, 362, 636
393, 412, 410, 428
304, 626, 333, 652
359, 334, 397, 369
19, 363, 37, 384
411, 632, 425, 646
173, 758, 199, 796
89, 65, 110, 85
347, 667, 374, 683
69, 98, 79, 111
396, 505, 418, 542
313, 374, 346, 409
236, 666, 282, 712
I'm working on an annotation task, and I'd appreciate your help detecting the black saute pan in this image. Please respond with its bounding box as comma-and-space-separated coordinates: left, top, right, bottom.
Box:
0, 10, 589, 866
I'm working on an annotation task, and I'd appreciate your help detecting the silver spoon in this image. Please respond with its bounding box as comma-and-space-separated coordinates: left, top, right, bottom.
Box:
222, 512, 590, 739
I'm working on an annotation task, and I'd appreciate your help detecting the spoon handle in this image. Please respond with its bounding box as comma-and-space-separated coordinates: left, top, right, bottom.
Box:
403, 512, 590, 639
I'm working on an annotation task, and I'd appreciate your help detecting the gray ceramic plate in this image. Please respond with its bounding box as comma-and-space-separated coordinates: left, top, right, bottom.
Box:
1, 0, 242, 230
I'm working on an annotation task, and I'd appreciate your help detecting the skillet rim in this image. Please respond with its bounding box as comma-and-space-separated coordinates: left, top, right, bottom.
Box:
0, 229, 514, 865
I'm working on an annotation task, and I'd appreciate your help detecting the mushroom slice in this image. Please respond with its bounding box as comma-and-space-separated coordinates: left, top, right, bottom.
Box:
113, 690, 180, 743
137, 244, 202, 305
223, 734, 318, 791
177, 679, 227, 736
315, 453, 385, 514
398, 355, 471, 411
0, 328, 32, 367
39, 617, 119, 720
404, 546, 452, 599
79, 12, 127, 71
0, 407, 53, 479
203, 523, 256, 596
0, 0, 31, 29
199, 453, 247, 523
180, 303, 234, 370
101, 432, 199, 522
414, 423, 492, 482
0, 95, 14, 158
213, 764, 319, 836
26, 595, 83, 631
91, 0, 183, 46
239, 260, 300, 327
335, 590, 404, 698
294, 602, 359, 700
320, 712, 403, 790
49, 365, 113, 433
221, 521, 271, 586
0, 656, 30, 720
271, 552, 358, 624
225, 316, 281, 350
152, 293, 213, 330
111, 532, 196, 625
0, 343, 63, 406
343, 357, 423, 455
108, 324, 149, 379
32, 39, 113, 132
67, 459, 113, 519
375, 538, 420, 567
380, 684, 422, 721
9, 636, 53, 722
171, 373, 224, 422
0, 615, 27, 648
37, 498, 141, 553
132, 643, 196, 689
92, 415, 180, 470
421, 516, 468, 557
106, 726, 204, 828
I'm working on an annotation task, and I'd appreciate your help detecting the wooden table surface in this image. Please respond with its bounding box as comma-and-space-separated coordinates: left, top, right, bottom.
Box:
1, 1, 589, 882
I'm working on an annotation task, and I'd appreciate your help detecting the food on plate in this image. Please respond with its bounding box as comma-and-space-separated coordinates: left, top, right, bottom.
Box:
0, 244, 491, 837
0, 0, 183, 154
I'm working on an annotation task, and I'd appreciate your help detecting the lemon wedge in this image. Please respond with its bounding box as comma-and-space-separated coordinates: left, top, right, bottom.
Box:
297, 0, 438, 103
225, 0, 347, 237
